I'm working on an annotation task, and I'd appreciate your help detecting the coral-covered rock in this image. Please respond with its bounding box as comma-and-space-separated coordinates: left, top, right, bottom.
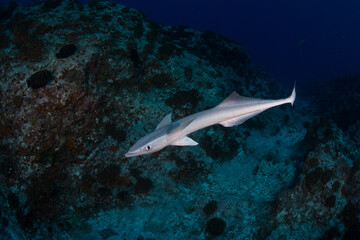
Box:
264, 119, 358, 240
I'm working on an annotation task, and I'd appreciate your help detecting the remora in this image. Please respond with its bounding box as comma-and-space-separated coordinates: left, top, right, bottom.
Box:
125, 85, 296, 157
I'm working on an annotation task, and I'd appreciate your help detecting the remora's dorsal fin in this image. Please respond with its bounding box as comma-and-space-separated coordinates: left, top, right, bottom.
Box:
216, 91, 260, 107
156, 113, 172, 130
171, 136, 198, 146
220, 110, 265, 127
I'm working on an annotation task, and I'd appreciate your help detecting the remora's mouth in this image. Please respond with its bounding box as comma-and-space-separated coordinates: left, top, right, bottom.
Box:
125, 150, 140, 157
125, 145, 138, 157
125, 152, 135, 157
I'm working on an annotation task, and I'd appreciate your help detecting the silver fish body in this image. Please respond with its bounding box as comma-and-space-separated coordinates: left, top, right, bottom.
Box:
125, 86, 296, 157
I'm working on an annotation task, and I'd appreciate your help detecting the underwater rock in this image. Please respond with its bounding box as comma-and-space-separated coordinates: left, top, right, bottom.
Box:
16, 36, 45, 62
145, 73, 174, 89
56, 44, 77, 59
7, 192, 19, 209
339, 203, 360, 239
117, 190, 133, 203
193, 30, 252, 77
97, 187, 112, 197
266, 119, 358, 240
0, 1, 17, 22
43, 0, 63, 10
165, 89, 202, 117
99, 228, 118, 240
26, 70, 54, 89
134, 177, 153, 194
316, 75, 360, 131
128, 49, 140, 66
203, 200, 218, 216
0, 32, 10, 49
168, 153, 209, 183
104, 123, 127, 142
157, 43, 179, 59
2, 217, 8, 228
320, 227, 342, 240
205, 217, 226, 236
325, 195, 336, 208
200, 131, 239, 161
98, 164, 121, 186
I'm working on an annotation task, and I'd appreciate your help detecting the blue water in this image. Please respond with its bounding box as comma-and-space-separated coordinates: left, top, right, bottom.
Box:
3, 0, 359, 84
118, 0, 360, 84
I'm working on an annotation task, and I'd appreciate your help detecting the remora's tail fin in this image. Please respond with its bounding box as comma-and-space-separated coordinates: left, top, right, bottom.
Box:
289, 83, 296, 106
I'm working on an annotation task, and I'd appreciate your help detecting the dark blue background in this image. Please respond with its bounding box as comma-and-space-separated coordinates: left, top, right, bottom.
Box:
2, 0, 360, 84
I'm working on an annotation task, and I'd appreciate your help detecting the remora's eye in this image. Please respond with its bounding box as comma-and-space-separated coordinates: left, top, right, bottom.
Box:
145, 145, 151, 151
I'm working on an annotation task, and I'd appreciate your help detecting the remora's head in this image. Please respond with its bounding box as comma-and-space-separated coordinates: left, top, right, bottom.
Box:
125, 128, 169, 157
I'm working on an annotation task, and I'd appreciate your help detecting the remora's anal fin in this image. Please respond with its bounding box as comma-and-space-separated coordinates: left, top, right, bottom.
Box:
216, 91, 260, 108
171, 136, 198, 146
220, 110, 265, 127
156, 113, 172, 130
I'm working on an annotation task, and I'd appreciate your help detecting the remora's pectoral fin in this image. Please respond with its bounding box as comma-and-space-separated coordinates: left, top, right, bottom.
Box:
167, 119, 194, 142
156, 113, 172, 130
220, 110, 265, 127
171, 136, 198, 146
